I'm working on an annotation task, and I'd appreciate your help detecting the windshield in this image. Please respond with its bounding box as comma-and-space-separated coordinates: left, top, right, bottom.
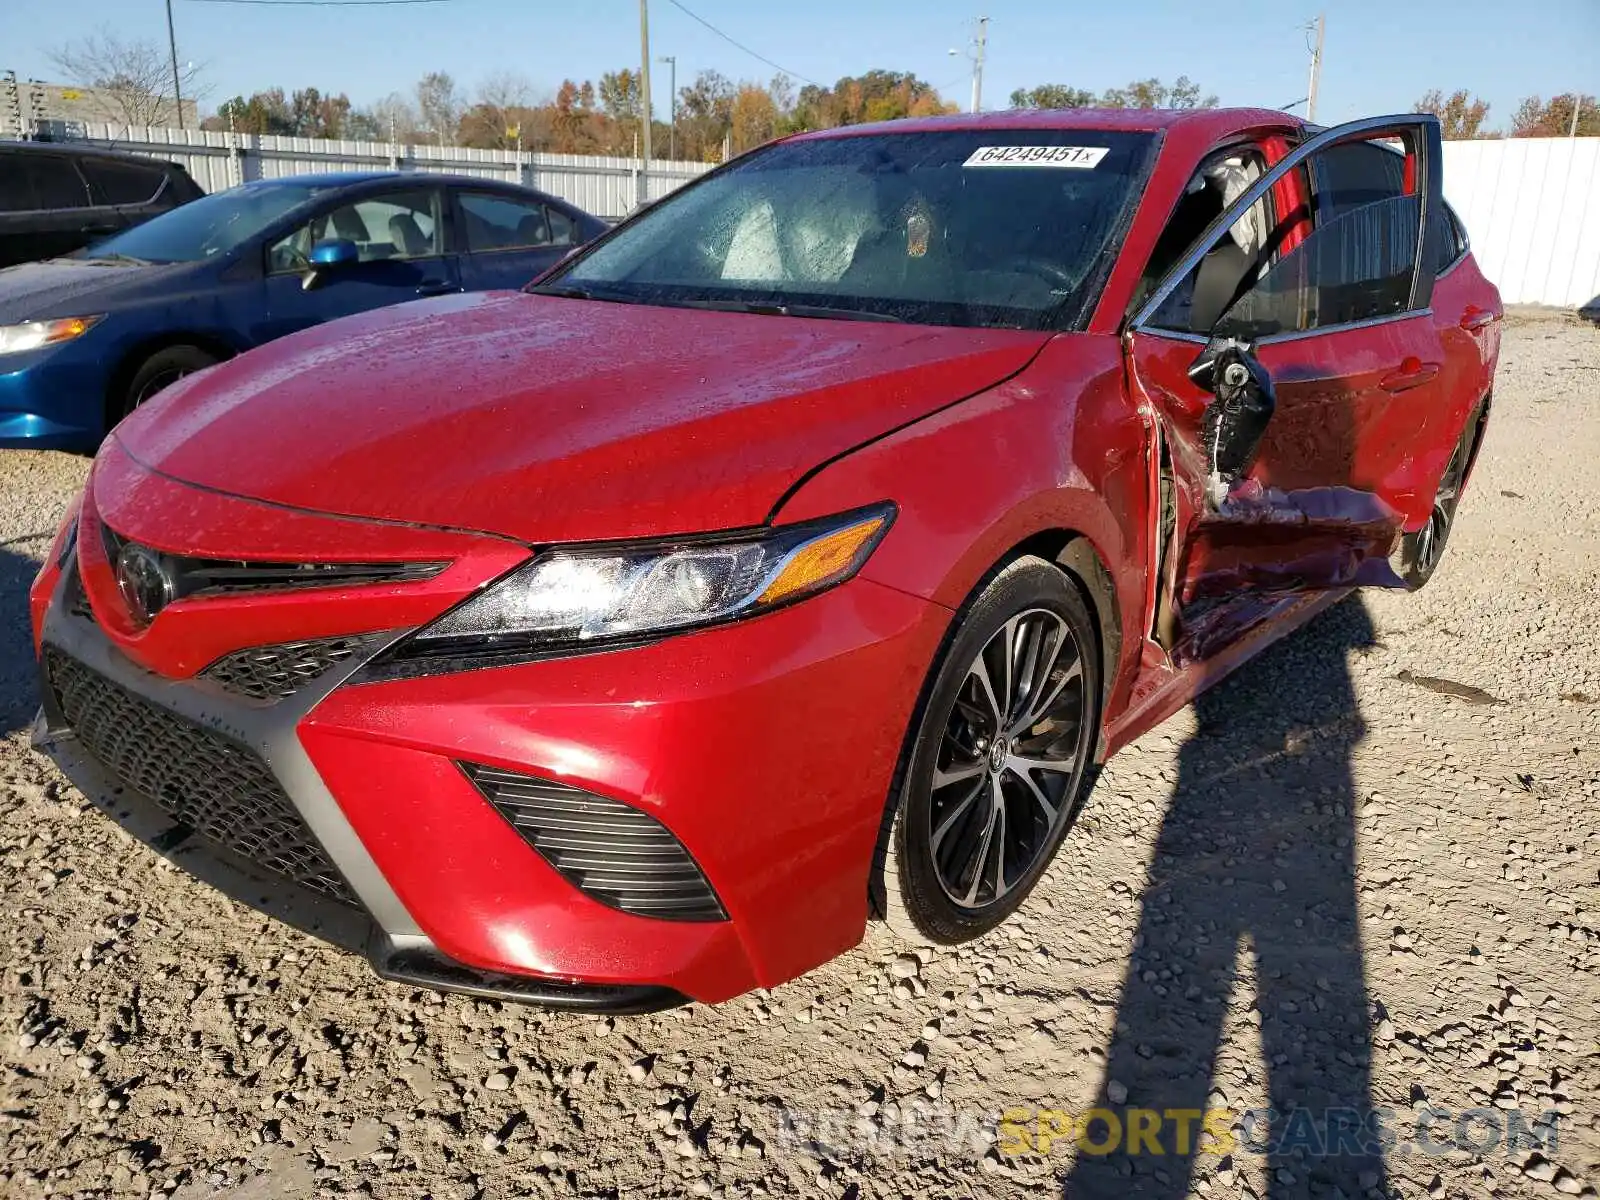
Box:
80, 181, 330, 264
549, 130, 1155, 329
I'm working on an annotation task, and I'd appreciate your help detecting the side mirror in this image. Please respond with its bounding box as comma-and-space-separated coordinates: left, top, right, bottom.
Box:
302, 238, 359, 291
1189, 338, 1276, 509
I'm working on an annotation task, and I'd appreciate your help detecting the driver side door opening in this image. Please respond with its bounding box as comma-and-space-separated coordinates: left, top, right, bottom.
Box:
1124, 115, 1450, 667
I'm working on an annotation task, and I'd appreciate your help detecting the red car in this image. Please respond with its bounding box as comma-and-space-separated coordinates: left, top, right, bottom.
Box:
32, 108, 1499, 1011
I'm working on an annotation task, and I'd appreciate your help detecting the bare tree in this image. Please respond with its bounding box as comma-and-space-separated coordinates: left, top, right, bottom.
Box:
476, 71, 534, 112
360, 92, 423, 143
415, 71, 462, 146
48, 27, 204, 126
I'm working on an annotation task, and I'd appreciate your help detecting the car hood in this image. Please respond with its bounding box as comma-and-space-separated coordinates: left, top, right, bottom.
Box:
0, 258, 201, 322
113, 291, 1050, 544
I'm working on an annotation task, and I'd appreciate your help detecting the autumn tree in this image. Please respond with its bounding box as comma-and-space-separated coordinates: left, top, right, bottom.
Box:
49, 28, 205, 126
676, 69, 736, 160
1100, 76, 1217, 109
1511, 93, 1600, 138
290, 87, 353, 138
1009, 84, 1097, 109
213, 89, 292, 135
457, 72, 541, 149
1413, 89, 1493, 139
550, 79, 599, 153
729, 83, 780, 154
791, 70, 953, 131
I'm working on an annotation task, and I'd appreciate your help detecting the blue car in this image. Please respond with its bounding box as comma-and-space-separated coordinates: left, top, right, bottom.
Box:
0, 172, 608, 450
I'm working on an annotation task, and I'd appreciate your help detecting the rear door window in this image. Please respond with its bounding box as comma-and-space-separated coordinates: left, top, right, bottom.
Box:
0, 157, 92, 212
80, 158, 165, 207
459, 192, 560, 251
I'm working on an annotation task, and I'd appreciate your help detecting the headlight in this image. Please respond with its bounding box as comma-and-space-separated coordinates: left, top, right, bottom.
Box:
376, 504, 894, 670
0, 316, 103, 355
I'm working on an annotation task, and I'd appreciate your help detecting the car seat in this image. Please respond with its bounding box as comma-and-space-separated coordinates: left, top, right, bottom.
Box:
515, 211, 550, 247
388, 212, 431, 258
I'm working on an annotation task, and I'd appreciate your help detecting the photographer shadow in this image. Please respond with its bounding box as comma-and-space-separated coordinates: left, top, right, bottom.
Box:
1066, 594, 1387, 1198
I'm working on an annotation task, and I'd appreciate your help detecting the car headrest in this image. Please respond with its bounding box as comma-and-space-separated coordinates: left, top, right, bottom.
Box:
330, 206, 370, 241
389, 213, 429, 257
516, 212, 549, 246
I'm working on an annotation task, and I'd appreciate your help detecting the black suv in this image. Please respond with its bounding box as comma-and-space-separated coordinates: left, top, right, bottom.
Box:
0, 141, 205, 269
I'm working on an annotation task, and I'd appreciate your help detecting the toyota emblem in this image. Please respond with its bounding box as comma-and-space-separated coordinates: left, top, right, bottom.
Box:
115, 542, 174, 626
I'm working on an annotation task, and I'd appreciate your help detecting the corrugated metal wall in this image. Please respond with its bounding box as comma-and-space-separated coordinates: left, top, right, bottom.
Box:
1441, 138, 1598, 308
57, 124, 712, 220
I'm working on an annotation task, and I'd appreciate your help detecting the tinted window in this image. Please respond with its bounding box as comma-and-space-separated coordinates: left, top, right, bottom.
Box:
86, 181, 329, 263
0, 157, 91, 212
554, 131, 1156, 329
80, 158, 164, 206
1315, 141, 1406, 218
268, 189, 440, 270
1433, 202, 1467, 271
1213, 193, 1421, 339
0, 161, 32, 213
547, 206, 578, 246
460, 192, 558, 251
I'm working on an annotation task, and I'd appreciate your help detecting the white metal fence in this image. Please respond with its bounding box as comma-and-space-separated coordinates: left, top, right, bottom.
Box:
55, 124, 714, 220
27, 125, 1600, 308
1441, 137, 1600, 309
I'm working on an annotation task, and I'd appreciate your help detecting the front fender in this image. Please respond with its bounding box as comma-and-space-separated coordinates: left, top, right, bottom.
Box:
771, 332, 1150, 714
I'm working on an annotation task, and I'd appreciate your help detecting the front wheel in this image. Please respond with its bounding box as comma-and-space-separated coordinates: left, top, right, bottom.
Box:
873, 556, 1102, 945
118, 345, 220, 425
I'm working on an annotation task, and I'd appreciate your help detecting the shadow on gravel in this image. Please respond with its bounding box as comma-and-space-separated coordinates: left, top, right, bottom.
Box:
1066, 595, 1387, 1199
0, 535, 49, 734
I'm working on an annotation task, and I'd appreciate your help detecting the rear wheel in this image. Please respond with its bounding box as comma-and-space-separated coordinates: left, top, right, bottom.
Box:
874, 556, 1101, 945
118, 345, 219, 425
1398, 400, 1486, 590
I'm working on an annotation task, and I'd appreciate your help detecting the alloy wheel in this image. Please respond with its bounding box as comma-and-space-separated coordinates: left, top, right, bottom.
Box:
926, 608, 1090, 909
135, 368, 190, 407
1414, 440, 1467, 577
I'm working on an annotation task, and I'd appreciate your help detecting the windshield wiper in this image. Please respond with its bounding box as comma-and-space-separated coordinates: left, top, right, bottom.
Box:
81, 253, 152, 266
526, 283, 598, 300
674, 299, 903, 323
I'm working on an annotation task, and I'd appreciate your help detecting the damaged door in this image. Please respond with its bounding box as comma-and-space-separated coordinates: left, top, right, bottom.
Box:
1125, 114, 1447, 657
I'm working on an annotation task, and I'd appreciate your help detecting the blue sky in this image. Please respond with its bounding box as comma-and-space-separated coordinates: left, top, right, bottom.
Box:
2, 0, 1594, 132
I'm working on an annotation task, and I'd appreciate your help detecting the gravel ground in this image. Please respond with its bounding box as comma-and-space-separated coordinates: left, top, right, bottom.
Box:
1, 314, 1597, 1200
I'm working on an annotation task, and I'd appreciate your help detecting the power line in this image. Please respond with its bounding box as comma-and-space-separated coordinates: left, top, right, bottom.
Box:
663, 0, 818, 86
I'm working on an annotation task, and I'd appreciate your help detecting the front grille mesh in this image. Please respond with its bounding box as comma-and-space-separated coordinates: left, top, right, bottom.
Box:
462, 763, 726, 922
200, 635, 381, 702
44, 649, 360, 907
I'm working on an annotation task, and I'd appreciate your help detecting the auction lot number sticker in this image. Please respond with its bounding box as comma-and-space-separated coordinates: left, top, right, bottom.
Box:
963, 145, 1109, 168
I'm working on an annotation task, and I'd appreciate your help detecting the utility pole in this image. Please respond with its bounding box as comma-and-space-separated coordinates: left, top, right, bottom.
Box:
1570, 95, 1584, 138
1305, 12, 1324, 124
658, 54, 676, 161
638, 0, 653, 206
970, 16, 989, 114
165, 0, 185, 129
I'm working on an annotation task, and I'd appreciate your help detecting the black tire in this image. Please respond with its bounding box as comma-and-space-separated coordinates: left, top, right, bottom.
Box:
1397, 398, 1486, 590
873, 555, 1102, 945
119, 345, 219, 424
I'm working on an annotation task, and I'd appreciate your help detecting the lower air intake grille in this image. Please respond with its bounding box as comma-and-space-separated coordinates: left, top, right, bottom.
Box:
200, 635, 382, 702
44, 648, 360, 908
461, 763, 726, 922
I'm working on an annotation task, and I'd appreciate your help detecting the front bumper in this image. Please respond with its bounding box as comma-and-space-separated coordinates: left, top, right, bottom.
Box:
33, 490, 950, 1006
0, 340, 109, 450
